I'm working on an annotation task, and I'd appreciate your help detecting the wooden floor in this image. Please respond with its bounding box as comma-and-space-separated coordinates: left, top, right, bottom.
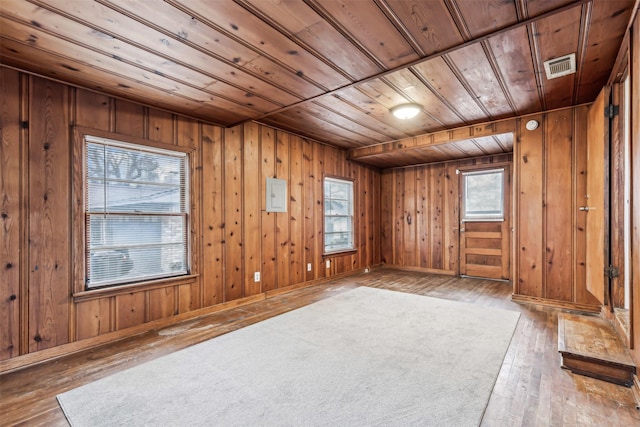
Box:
1, 268, 639, 426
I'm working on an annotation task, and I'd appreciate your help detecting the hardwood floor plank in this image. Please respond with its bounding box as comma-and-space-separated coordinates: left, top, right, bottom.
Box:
1, 269, 638, 426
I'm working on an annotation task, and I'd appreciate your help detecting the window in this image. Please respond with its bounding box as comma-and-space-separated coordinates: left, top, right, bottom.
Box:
462, 169, 504, 221
324, 177, 354, 253
84, 136, 189, 289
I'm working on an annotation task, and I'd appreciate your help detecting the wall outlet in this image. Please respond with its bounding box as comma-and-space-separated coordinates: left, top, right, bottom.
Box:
307, 263, 312, 272
326, 259, 330, 269
254, 271, 260, 282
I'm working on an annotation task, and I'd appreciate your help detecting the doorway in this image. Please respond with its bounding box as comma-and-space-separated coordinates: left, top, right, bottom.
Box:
458, 164, 511, 280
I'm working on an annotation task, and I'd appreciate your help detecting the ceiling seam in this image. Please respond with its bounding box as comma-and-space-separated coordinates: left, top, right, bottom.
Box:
160, 0, 335, 93
0, 13, 268, 117
373, 0, 426, 56
481, 40, 520, 116
572, 2, 593, 105
233, 0, 359, 83
242, 0, 592, 127
25, 0, 295, 108
92, 0, 310, 102
302, 0, 389, 71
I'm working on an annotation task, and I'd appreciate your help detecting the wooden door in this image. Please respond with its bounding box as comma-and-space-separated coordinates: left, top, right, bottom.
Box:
459, 165, 511, 280
585, 89, 608, 304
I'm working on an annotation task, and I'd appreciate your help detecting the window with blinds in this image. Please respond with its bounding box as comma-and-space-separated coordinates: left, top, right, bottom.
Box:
85, 136, 189, 289
324, 177, 354, 254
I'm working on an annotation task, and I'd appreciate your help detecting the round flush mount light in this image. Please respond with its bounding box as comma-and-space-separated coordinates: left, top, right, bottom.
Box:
391, 103, 422, 120
525, 119, 539, 131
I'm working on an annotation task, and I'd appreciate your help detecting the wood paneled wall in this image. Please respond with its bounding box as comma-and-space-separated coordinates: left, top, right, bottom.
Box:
630, 12, 640, 364
380, 154, 511, 274
0, 67, 381, 362
513, 106, 600, 309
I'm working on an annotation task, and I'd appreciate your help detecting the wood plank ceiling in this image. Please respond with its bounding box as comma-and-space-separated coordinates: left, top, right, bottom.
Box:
0, 0, 634, 167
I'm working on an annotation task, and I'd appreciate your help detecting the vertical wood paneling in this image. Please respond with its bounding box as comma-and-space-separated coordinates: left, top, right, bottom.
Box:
28, 77, 70, 353
289, 136, 304, 285
444, 163, 459, 272
224, 126, 244, 300
147, 109, 174, 144
76, 298, 111, 340
545, 110, 574, 300
243, 122, 262, 296
74, 89, 110, 131
373, 170, 381, 266
147, 287, 175, 321
201, 124, 224, 305
177, 118, 201, 311
0, 68, 382, 364
114, 100, 144, 138
517, 115, 544, 297
260, 127, 277, 291
381, 155, 508, 276
115, 292, 145, 330
275, 131, 291, 288
403, 168, 416, 265
631, 15, 640, 359
303, 139, 315, 281
416, 167, 430, 268
313, 143, 325, 279
380, 171, 393, 264
0, 68, 21, 360
430, 165, 444, 269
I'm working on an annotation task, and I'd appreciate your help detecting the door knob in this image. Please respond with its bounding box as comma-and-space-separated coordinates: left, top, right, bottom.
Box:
579, 206, 595, 211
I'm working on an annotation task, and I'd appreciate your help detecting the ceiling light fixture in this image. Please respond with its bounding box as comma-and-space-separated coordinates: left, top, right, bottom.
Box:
391, 103, 422, 120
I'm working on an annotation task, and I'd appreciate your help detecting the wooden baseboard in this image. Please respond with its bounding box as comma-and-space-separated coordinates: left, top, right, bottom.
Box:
380, 265, 456, 276
1, 269, 368, 375
512, 294, 601, 313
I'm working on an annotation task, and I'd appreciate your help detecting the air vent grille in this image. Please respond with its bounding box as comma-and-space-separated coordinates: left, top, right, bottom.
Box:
543, 53, 576, 80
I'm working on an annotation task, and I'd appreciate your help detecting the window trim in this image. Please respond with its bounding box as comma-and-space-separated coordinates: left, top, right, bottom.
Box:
322, 175, 356, 255
72, 127, 194, 294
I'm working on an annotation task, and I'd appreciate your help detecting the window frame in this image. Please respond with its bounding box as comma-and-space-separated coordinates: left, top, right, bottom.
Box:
72, 127, 194, 294
323, 175, 356, 255
460, 168, 505, 222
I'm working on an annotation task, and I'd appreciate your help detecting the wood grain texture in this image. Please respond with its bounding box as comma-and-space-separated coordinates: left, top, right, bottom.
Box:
28, 76, 71, 353
585, 89, 607, 304
260, 126, 278, 292
630, 14, 639, 361
243, 122, 262, 296
516, 114, 544, 298
0, 70, 382, 367
201, 124, 224, 306
224, 126, 245, 301
3, 270, 639, 427
545, 109, 574, 301
0, 67, 22, 360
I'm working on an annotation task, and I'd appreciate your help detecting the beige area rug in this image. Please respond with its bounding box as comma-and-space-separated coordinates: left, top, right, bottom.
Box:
57, 286, 520, 426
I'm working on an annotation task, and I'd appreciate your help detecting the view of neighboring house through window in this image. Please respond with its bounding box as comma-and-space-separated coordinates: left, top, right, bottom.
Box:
85, 136, 189, 288
462, 169, 504, 221
324, 177, 354, 253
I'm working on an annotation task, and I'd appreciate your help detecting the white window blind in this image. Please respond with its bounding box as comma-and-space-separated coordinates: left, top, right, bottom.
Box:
85, 136, 189, 289
324, 177, 354, 253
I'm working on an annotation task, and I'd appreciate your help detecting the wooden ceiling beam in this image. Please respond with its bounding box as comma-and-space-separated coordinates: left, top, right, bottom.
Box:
244, 0, 592, 127
348, 118, 518, 161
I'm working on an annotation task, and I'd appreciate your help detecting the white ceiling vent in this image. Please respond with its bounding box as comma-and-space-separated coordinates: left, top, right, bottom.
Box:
543, 53, 576, 80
